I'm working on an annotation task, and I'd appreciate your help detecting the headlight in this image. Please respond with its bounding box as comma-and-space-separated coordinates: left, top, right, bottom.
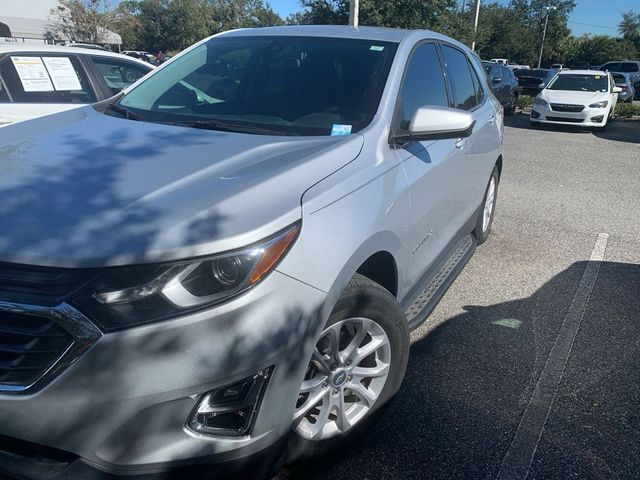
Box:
589, 100, 608, 108
72, 223, 300, 331
533, 97, 548, 106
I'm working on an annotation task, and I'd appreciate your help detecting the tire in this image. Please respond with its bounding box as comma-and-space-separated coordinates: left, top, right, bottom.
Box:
286, 274, 410, 463
473, 165, 499, 245
505, 92, 517, 115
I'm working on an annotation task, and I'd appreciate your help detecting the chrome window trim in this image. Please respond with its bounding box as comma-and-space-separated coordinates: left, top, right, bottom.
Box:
0, 301, 102, 395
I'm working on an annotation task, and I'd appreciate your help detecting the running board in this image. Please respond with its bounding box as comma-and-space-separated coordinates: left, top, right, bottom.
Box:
405, 234, 476, 331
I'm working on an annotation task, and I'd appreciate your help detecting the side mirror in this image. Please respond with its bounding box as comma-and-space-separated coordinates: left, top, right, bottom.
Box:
538, 82, 546, 88
492, 77, 502, 84
393, 106, 475, 145
613, 86, 622, 93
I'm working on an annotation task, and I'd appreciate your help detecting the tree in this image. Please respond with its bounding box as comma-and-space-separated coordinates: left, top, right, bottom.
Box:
167, 0, 215, 50
567, 35, 637, 66
619, 10, 640, 51
48, 0, 117, 44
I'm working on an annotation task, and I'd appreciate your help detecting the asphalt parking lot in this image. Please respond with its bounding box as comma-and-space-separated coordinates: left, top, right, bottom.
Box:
277, 113, 640, 480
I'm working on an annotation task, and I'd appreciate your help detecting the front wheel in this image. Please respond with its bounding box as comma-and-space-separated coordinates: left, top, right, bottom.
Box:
287, 274, 409, 462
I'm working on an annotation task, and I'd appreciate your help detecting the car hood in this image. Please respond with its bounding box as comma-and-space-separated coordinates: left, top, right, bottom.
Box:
540, 89, 608, 105
0, 107, 364, 267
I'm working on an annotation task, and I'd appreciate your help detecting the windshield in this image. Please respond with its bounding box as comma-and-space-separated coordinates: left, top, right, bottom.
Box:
117, 36, 398, 136
612, 73, 626, 83
547, 74, 608, 92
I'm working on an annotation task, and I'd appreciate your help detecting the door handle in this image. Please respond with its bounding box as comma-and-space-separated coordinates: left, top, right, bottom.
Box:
489, 115, 496, 124
455, 138, 465, 149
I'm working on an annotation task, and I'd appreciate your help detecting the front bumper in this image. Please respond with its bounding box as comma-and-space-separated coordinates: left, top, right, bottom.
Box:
530, 104, 610, 127
0, 271, 332, 476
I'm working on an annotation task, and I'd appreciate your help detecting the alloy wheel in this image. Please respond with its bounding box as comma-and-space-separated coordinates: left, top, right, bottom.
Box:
483, 176, 496, 232
293, 317, 391, 440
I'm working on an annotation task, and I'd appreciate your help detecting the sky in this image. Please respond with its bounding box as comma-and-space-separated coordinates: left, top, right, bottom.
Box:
1, 0, 637, 36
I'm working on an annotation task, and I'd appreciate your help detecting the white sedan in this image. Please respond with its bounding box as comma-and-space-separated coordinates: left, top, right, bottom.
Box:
530, 70, 621, 129
0, 44, 153, 126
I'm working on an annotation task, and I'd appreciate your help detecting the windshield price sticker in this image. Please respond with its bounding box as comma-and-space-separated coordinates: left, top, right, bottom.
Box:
42, 57, 82, 91
331, 124, 352, 136
11, 57, 54, 92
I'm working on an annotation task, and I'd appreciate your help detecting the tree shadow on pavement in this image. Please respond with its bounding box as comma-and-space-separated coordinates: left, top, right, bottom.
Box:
281, 261, 640, 480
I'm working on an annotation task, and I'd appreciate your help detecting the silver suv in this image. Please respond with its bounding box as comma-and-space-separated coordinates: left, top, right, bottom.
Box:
0, 26, 503, 478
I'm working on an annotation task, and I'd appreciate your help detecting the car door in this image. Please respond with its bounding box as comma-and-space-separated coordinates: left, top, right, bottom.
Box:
85, 56, 153, 99
489, 65, 505, 104
0, 53, 98, 125
439, 44, 500, 230
392, 41, 493, 291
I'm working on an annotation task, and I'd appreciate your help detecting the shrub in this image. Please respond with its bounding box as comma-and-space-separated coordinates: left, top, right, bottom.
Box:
516, 95, 533, 109
614, 102, 640, 118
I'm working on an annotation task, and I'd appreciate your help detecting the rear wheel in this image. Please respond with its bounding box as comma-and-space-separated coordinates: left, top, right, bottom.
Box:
505, 92, 518, 115
287, 274, 409, 462
473, 166, 499, 245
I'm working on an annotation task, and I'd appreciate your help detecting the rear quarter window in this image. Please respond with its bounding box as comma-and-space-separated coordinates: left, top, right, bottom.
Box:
0, 54, 96, 104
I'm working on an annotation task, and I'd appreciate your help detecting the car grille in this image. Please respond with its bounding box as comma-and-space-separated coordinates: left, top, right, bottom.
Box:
0, 264, 102, 393
550, 103, 584, 113
0, 311, 74, 387
0, 262, 96, 306
546, 116, 584, 123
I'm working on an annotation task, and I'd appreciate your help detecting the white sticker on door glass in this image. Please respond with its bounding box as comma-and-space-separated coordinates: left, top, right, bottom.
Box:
42, 57, 82, 91
11, 56, 54, 92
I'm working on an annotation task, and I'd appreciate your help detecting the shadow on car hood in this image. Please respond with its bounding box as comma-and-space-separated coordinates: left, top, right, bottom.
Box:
0, 107, 364, 267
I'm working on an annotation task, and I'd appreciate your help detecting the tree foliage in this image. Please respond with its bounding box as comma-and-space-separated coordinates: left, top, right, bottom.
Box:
53, 0, 283, 52
48, 0, 117, 43
50, 0, 639, 65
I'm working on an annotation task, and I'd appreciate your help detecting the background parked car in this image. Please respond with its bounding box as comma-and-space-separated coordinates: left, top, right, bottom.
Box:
484, 62, 519, 114
611, 72, 636, 103
514, 68, 556, 96
599, 60, 640, 100
0, 44, 153, 126
551, 63, 565, 70
530, 70, 620, 129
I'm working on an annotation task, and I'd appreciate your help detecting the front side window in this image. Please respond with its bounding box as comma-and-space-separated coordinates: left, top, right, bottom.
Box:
396, 43, 448, 129
441, 45, 480, 111
0, 54, 96, 104
547, 74, 608, 93
118, 36, 398, 136
92, 57, 151, 95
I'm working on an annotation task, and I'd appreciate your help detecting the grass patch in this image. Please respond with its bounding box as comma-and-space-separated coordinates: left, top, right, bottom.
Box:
614, 102, 640, 118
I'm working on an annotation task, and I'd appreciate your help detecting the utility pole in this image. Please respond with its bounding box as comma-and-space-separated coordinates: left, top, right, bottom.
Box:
471, 0, 481, 51
537, 6, 557, 68
349, 0, 359, 27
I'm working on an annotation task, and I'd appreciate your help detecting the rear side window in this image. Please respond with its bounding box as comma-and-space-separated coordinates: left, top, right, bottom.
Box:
92, 57, 151, 96
620, 62, 639, 73
0, 55, 96, 104
601, 62, 620, 72
397, 43, 449, 129
441, 45, 481, 111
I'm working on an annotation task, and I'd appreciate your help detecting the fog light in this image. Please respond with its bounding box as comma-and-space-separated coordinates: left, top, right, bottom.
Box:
531, 110, 541, 119
590, 115, 604, 123
188, 367, 272, 437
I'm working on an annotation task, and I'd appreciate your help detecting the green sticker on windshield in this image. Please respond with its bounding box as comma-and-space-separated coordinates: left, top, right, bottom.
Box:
594, 75, 601, 79
370, 45, 385, 51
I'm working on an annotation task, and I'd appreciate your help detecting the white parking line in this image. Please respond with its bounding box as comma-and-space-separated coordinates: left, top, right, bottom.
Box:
496, 233, 609, 480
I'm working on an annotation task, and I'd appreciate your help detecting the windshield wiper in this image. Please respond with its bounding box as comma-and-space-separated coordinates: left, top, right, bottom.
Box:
170, 119, 297, 136
106, 103, 143, 121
